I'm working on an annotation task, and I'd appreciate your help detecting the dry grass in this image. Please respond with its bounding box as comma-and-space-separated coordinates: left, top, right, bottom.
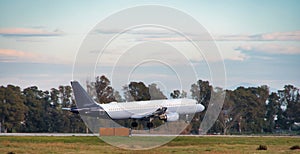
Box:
0, 136, 299, 153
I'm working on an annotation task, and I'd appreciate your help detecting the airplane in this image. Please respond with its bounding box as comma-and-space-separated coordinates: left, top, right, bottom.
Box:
63, 81, 205, 128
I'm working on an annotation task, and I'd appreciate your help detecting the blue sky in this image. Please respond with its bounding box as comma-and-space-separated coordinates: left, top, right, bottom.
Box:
0, 0, 299, 93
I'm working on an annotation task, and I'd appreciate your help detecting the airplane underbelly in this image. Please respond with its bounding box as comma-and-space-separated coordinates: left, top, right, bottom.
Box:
172, 105, 196, 114
107, 111, 132, 119
106, 108, 150, 119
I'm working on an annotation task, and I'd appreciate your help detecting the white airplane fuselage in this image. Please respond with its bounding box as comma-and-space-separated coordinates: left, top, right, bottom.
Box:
99, 98, 204, 120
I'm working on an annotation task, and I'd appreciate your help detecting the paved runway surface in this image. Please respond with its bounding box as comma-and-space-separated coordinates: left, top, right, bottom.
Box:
0, 133, 95, 136
1, 133, 299, 138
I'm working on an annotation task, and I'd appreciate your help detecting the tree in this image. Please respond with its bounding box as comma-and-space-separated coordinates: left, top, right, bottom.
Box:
191, 80, 212, 107
279, 85, 300, 130
55, 86, 74, 133
189, 80, 212, 134
58, 85, 72, 108
22, 86, 48, 132
21, 86, 77, 133
122, 85, 135, 102
95, 75, 116, 104
50, 88, 60, 107
148, 83, 167, 100
170, 90, 187, 99
47, 87, 67, 132
251, 85, 269, 133
217, 90, 243, 134
113, 91, 123, 102
50, 86, 86, 133
214, 86, 269, 134
0, 85, 27, 133
265, 92, 280, 132
126, 82, 151, 101
232, 86, 268, 133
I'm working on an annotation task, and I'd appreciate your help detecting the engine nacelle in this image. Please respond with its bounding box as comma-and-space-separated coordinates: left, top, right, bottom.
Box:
165, 112, 179, 122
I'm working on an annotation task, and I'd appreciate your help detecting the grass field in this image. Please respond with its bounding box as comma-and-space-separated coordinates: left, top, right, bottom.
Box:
0, 135, 300, 154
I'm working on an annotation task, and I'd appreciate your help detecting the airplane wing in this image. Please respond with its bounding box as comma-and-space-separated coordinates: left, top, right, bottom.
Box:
130, 107, 167, 119
131, 114, 145, 119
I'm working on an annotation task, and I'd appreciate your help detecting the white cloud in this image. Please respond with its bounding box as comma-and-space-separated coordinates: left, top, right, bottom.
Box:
257, 31, 300, 41
236, 44, 300, 55
0, 49, 68, 64
94, 28, 300, 41
215, 31, 300, 41
82, 28, 300, 67
0, 27, 64, 37
0, 49, 39, 62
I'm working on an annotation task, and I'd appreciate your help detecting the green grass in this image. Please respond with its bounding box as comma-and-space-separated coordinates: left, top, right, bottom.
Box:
0, 136, 299, 153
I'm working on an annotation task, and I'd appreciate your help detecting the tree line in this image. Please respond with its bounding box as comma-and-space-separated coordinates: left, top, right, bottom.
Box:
0, 85, 86, 133
0, 75, 299, 134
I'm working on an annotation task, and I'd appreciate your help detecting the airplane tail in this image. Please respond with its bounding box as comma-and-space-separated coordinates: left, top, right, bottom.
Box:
70, 81, 111, 119
71, 81, 99, 108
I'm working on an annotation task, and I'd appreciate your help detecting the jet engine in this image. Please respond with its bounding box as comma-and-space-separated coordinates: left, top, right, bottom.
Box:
165, 112, 179, 122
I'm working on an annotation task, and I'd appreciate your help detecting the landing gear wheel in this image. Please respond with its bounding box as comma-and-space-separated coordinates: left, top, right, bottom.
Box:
131, 121, 138, 128
147, 122, 154, 129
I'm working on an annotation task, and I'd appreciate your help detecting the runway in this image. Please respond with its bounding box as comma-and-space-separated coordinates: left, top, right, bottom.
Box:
0, 133, 299, 138
0, 133, 184, 137
0, 133, 95, 136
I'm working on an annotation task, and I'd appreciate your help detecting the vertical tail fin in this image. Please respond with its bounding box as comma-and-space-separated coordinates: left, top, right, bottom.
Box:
71, 81, 99, 108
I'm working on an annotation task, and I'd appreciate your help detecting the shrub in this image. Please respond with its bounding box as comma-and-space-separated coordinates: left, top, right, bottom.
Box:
290, 145, 300, 150
256, 145, 267, 150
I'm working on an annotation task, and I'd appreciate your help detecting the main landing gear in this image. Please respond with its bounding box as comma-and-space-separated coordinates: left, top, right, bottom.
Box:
131, 119, 154, 129
131, 121, 138, 128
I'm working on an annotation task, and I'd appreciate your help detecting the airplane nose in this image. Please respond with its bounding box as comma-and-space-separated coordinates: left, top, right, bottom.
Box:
196, 104, 205, 112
